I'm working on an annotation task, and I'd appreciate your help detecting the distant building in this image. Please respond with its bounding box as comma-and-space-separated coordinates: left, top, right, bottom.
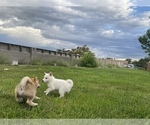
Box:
97, 58, 128, 67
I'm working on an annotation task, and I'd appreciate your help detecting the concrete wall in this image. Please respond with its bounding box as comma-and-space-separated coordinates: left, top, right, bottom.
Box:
0, 42, 79, 64
0, 43, 31, 63
97, 58, 128, 67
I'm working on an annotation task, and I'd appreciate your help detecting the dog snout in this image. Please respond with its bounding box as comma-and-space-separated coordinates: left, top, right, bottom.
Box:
37, 85, 40, 88
42, 79, 45, 82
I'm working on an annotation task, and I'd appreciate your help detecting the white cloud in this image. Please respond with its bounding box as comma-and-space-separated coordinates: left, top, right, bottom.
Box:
0, 25, 77, 50
63, 24, 75, 32
0, 0, 149, 59
0, 0, 134, 6
0, 26, 50, 45
0, 20, 5, 25
52, 25, 61, 31
100, 30, 114, 38
0, 0, 75, 6
91, 47, 122, 59
98, 28, 125, 39
71, 0, 134, 6
54, 6, 87, 17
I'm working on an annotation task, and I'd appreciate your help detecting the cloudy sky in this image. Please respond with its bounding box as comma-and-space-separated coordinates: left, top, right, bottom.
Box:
0, 0, 150, 60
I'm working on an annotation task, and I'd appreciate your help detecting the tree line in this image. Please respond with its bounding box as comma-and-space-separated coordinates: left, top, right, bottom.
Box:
57, 45, 98, 67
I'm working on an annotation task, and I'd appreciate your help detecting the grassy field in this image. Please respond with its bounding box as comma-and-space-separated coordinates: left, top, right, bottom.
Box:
0, 65, 150, 118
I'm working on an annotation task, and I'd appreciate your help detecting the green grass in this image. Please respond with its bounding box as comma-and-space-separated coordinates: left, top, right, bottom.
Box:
0, 65, 150, 118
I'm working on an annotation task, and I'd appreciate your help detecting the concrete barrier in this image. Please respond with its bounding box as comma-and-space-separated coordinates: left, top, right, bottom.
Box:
0, 42, 80, 64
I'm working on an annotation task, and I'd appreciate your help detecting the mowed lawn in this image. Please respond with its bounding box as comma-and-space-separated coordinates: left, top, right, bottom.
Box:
0, 65, 150, 118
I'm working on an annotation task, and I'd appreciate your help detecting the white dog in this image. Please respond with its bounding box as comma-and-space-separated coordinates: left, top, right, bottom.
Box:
42, 72, 73, 98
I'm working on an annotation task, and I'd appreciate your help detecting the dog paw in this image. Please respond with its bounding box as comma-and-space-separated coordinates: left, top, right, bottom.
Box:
59, 95, 64, 98
33, 104, 38, 106
32, 103, 38, 106
35, 96, 40, 99
46, 93, 49, 95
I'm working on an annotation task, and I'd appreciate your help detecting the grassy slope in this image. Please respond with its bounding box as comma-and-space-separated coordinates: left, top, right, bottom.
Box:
0, 65, 150, 118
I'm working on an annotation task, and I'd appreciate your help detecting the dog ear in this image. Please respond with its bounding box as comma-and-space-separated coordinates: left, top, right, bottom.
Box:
49, 72, 53, 76
27, 78, 34, 84
34, 77, 38, 82
44, 72, 47, 75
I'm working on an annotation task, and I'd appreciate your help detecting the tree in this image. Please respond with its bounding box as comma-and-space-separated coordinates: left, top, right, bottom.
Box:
126, 58, 132, 64
138, 29, 150, 57
69, 45, 90, 56
58, 45, 90, 56
132, 57, 150, 69
80, 51, 98, 67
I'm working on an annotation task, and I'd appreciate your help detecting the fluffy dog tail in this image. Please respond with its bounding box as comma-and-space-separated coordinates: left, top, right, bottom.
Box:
66, 79, 73, 88
20, 76, 34, 86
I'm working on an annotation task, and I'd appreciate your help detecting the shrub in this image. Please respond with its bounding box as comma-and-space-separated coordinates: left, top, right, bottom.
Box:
29, 58, 43, 65
0, 54, 9, 64
54, 60, 70, 67
106, 64, 119, 68
80, 52, 98, 67
18, 59, 27, 65
29, 58, 72, 67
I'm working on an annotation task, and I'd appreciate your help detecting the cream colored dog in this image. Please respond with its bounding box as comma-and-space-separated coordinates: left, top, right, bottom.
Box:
42, 72, 73, 98
15, 76, 40, 106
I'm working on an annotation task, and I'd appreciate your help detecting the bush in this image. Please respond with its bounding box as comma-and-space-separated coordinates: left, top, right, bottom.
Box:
0, 54, 9, 64
18, 59, 27, 65
29, 58, 73, 67
29, 58, 43, 65
53, 60, 70, 67
80, 52, 98, 67
106, 64, 119, 68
